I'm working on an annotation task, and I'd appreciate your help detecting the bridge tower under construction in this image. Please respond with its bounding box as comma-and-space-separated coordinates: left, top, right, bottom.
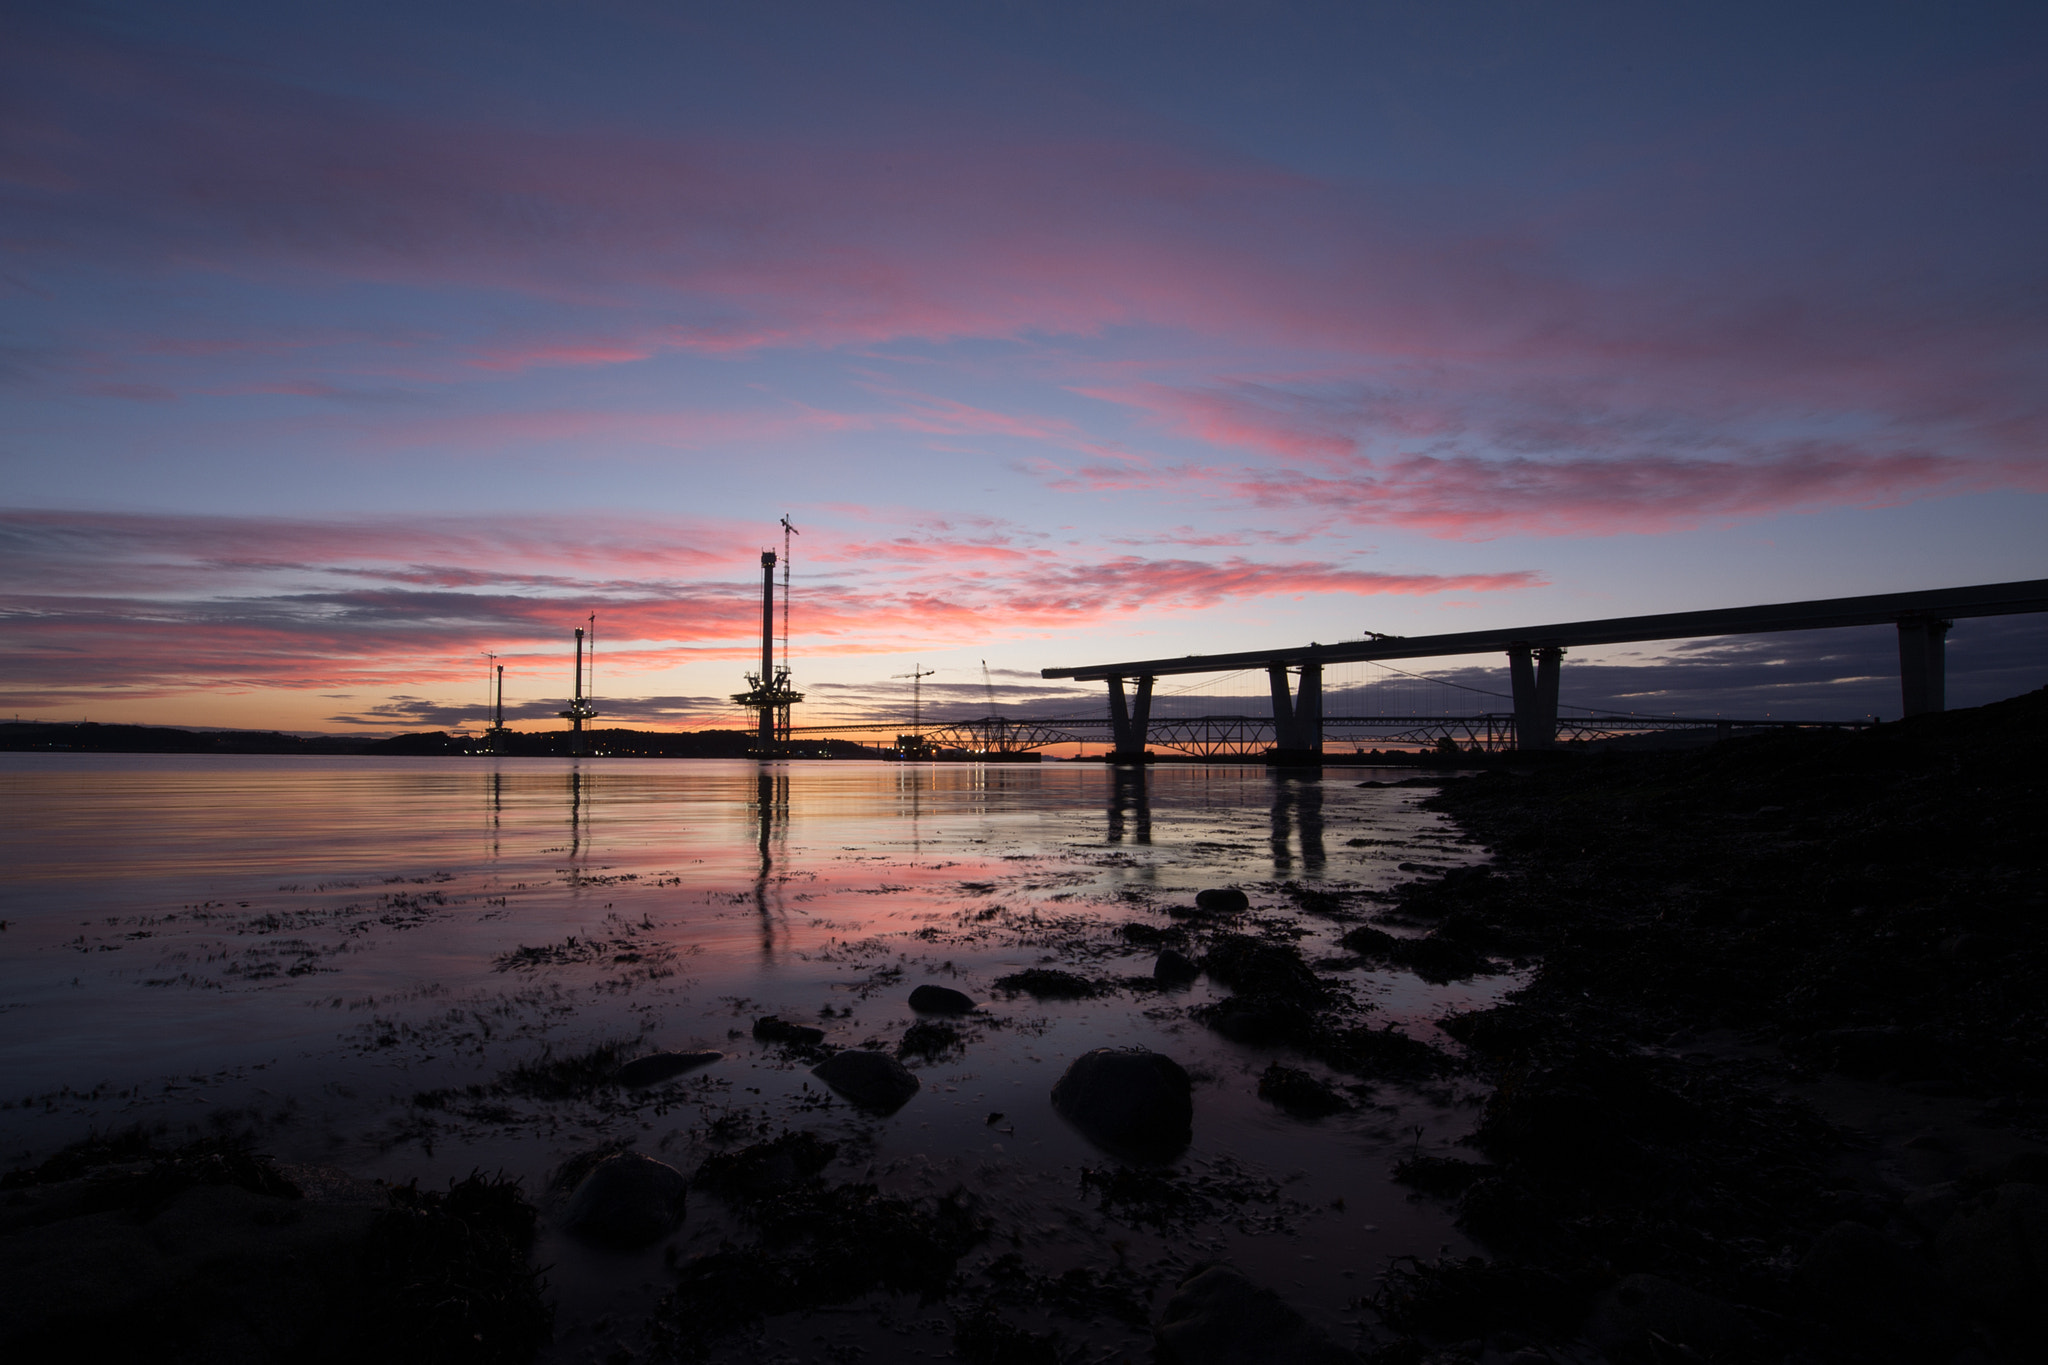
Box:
732, 523, 803, 755
559, 616, 598, 755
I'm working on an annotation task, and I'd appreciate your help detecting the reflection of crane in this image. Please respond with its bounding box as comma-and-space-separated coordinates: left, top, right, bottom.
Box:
894, 663, 936, 731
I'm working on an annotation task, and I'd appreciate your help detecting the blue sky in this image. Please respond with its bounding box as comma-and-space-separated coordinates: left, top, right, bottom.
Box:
4, 0, 2044, 732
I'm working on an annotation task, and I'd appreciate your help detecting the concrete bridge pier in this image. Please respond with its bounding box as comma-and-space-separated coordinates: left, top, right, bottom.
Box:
1106, 674, 1155, 760
1896, 616, 1951, 716
1508, 644, 1564, 749
1266, 662, 1323, 763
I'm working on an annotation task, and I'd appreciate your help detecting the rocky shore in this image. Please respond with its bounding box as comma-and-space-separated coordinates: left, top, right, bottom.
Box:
1372, 684, 2048, 1363
5, 688, 2041, 1364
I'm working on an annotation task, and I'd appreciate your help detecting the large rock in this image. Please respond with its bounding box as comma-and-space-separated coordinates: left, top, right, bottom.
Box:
1794, 1219, 1955, 1352
753, 1015, 826, 1045
811, 1049, 920, 1114
1155, 1265, 1358, 1364
615, 1049, 722, 1087
1153, 948, 1200, 985
908, 984, 977, 1015
1051, 1048, 1192, 1159
1584, 1273, 1762, 1360
563, 1152, 687, 1247
1935, 1182, 2048, 1329
1194, 888, 1250, 914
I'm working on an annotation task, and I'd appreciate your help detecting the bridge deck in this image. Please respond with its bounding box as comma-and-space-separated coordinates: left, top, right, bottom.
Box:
1039, 578, 2048, 681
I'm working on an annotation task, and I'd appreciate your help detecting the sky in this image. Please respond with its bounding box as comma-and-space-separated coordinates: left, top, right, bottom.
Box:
4, 0, 2045, 735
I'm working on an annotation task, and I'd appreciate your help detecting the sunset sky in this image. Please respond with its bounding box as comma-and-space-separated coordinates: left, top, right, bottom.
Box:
5, 0, 2044, 734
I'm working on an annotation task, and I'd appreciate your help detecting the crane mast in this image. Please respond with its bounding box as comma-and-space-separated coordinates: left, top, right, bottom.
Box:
732, 519, 803, 755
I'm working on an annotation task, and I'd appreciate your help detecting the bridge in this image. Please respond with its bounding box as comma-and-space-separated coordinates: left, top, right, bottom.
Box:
1035, 578, 2048, 759
789, 711, 1865, 759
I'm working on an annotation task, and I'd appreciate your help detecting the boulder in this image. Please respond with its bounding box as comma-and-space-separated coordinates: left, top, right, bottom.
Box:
1200, 935, 1321, 1001
1194, 888, 1250, 914
615, 1050, 722, 1087
752, 1015, 826, 1046
1153, 948, 1200, 985
563, 1152, 687, 1247
1584, 1273, 1762, 1360
908, 984, 977, 1015
1194, 994, 1317, 1046
811, 1049, 920, 1114
1901, 1181, 1961, 1237
1257, 1064, 1348, 1118
1051, 1048, 1192, 1159
1155, 1265, 1358, 1364
1795, 1219, 1955, 1351
1935, 1182, 2048, 1328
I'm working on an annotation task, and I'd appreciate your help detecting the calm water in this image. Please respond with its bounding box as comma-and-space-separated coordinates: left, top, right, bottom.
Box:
0, 754, 1508, 1359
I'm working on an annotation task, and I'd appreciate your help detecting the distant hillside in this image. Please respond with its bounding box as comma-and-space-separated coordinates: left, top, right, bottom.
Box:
0, 722, 372, 754
361, 728, 876, 758
1, 721, 877, 759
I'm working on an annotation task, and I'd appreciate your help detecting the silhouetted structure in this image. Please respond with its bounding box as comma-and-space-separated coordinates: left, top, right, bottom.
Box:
1041, 578, 2048, 758
732, 526, 804, 755
558, 617, 598, 754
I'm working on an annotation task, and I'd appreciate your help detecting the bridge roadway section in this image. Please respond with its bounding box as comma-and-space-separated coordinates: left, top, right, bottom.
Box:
1035, 578, 2048, 759
789, 712, 1868, 759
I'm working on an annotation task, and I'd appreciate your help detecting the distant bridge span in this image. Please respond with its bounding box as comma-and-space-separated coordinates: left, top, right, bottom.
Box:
789, 712, 1867, 758
1037, 578, 2048, 758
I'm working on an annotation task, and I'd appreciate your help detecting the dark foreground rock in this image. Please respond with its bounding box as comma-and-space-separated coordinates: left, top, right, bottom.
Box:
1256, 1063, 1349, 1118
752, 1015, 826, 1046
1153, 947, 1200, 984
1194, 887, 1251, 914
653, 1131, 987, 1360
1051, 1048, 1192, 1159
812, 1048, 920, 1113
1364, 687, 2048, 1363
563, 1151, 687, 1247
909, 983, 977, 1014
1582, 1273, 1765, 1361
614, 1049, 722, 1086
0, 1136, 549, 1364
1155, 1265, 1358, 1365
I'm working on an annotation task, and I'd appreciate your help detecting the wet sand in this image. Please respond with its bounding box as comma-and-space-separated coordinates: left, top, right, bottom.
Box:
1, 757, 1517, 1362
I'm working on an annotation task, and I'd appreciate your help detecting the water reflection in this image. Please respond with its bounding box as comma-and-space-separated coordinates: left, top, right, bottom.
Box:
1269, 773, 1325, 873
754, 766, 790, 959
567, 766, 586, 859
1106, 764, 1151, 844
487, 768, 503, 858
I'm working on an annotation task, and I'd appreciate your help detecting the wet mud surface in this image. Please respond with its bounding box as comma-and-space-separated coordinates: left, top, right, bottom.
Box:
1, 759, 1509, 1362
6, 689, 2040, 1363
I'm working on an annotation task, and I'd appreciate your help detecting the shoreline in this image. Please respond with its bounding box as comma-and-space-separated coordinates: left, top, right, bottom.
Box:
4, 693, 2042, 1362
1377, 685, 2047, 1363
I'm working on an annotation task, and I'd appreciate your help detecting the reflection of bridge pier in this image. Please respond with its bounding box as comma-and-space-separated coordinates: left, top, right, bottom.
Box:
753, 768, 789, 959
1106, 765, 1150, 845
1269, 774, 1324, 873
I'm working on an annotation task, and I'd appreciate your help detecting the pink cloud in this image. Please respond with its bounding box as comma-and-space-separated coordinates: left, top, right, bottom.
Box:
7, 16, 2043, 548
0, 508, 1540, 708
1065, 377, 2048, 538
